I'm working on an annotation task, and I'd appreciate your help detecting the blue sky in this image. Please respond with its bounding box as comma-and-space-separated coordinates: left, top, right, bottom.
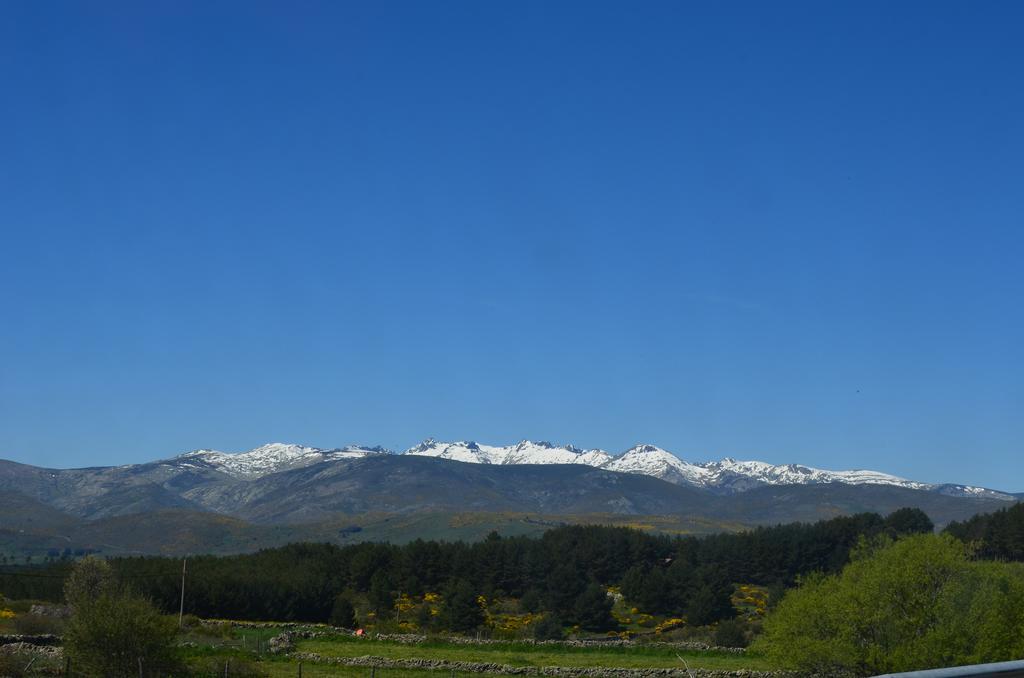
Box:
1, 1, 1021, 490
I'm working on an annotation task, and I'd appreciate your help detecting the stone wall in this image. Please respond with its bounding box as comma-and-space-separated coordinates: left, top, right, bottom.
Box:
287, 652, 797, 678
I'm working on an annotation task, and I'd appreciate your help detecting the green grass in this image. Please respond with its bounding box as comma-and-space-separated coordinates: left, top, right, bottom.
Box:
295, 636, 772, 671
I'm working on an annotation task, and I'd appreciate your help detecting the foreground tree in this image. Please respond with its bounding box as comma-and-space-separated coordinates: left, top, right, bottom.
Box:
63, 555, 116, 607
63, 558, 179, 677
757, 534, 1024, 675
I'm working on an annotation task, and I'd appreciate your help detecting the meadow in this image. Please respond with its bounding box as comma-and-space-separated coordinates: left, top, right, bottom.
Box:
175, 629, 771, 677
295, 635, 768, 670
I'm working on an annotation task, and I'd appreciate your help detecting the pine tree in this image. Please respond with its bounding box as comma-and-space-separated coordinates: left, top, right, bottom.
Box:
329, 594, 356, 628
573, 582, 617, 631
440, 579, 484, 632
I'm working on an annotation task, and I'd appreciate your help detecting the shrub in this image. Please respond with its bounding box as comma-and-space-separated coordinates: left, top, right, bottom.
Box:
713, 618, 748, 648
533, 613, 564, 640
0, 652, 34, 678
63, 558, 182, 677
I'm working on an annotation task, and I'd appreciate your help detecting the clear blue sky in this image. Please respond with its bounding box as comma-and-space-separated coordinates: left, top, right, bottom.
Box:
1, 1, 1021, 491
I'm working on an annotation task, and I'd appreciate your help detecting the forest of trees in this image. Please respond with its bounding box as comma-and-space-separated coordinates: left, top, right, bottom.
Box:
0, 508, 941, 631
945, 501, 1024, 561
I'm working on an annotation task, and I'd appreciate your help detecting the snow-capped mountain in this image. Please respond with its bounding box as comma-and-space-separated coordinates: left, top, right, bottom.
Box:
159, 439, 1015, 501
701, 458, 933, 492
603, 445, 716, 487
404, 439, 507, 464
406, 439, 613, 467
175, 443, 387, 478
399, 439, 1013, 500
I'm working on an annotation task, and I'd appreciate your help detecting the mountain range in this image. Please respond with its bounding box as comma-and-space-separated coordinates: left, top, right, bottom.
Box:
177, 439, 1014, 500
0, 439, 1017, 557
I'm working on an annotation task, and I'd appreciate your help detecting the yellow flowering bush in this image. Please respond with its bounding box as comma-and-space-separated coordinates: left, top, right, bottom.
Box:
731, 584, 769, 620
654, 617, 686, 634
394, 593, 416, 614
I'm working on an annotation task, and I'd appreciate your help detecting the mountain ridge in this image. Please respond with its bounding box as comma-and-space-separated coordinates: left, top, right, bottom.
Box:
147, 438, 1016, 500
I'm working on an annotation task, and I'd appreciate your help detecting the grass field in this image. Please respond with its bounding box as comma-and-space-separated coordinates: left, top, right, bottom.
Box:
260, 664, 452, 678
294, 636, 771, 672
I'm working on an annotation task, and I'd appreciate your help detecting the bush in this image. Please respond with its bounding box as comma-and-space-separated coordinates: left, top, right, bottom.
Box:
63, 558, 182, 677
713, 618, 748, 648
0, 652, 33, 678
533, 613, 564, 640
65, 592, 182, 677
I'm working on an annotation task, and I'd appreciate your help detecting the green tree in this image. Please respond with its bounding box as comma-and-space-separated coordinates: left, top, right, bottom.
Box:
757, 534, 1024, 675
415, 602, 434, 631
63, 555, 116, 608
884, 507, 934, 536
519, 588, 543, 613
687, 582, 734, 626
439, 579, 484, 632
573, 583, 617, 631
329, 594, 356, 628
545, 562, 586, 618
368, 571, 394, 617
63, 557, 179, 678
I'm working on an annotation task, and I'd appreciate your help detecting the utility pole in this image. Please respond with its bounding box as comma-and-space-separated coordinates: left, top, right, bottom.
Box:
178, 557, 187, 628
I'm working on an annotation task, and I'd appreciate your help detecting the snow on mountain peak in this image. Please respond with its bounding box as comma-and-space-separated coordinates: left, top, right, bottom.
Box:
164, 437, 1013, 500
404, 439, 505, 464
501, 440, 612, 466
605, 444, 715, 485
703, 457, 930, 491
403, 439, 611, 466
174, 442, 386, 478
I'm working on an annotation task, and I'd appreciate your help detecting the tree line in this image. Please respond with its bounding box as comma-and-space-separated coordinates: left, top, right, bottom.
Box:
945, 501, 1024, 561
1, 507, 937, 629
